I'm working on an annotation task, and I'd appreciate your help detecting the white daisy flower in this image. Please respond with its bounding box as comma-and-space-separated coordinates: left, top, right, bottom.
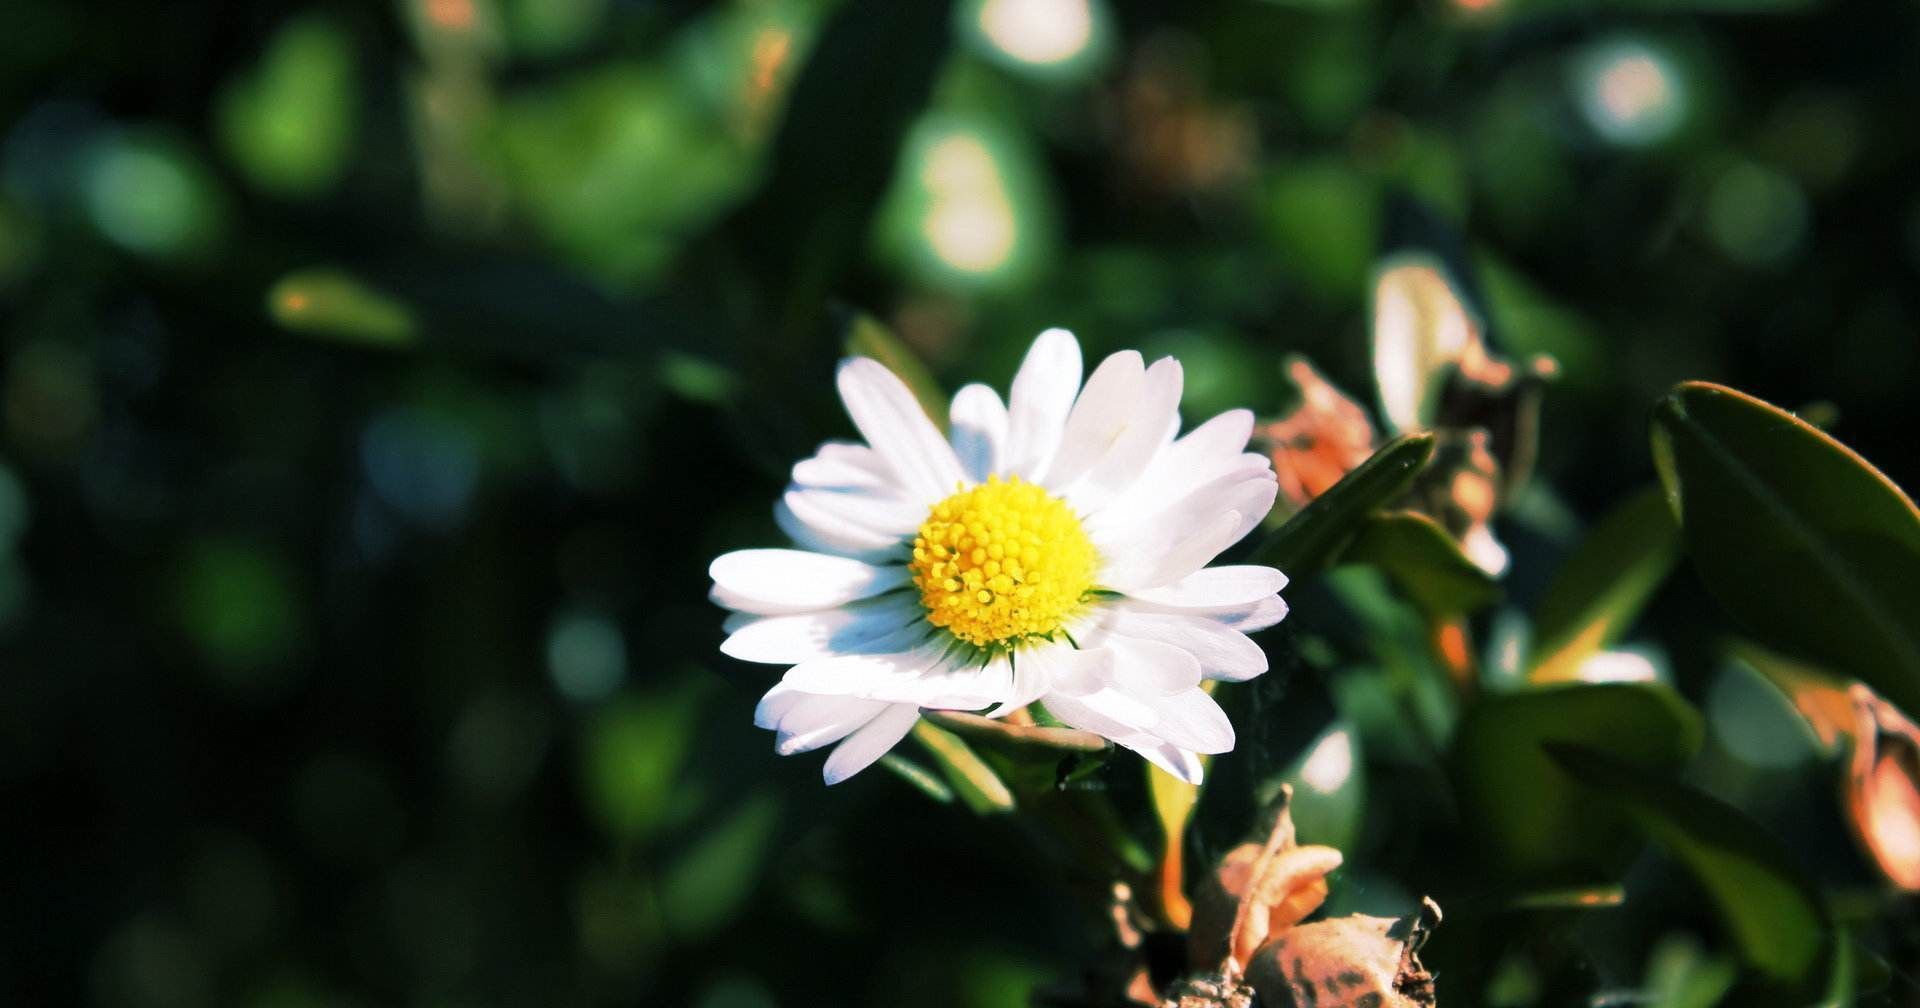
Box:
711, 329, 1289, 785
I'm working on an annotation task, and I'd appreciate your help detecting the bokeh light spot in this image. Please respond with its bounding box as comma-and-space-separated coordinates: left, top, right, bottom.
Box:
1576, 41, 1685, 147
920, 134, 1017, 274
1705, 161, 1808, 267
548, 610, 627, 702
977, 0, 1093, 66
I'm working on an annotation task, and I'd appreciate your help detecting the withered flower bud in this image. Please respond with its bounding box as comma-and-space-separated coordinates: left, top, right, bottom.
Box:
1260, 359, 1379, 511
1158, 972, 1256, 1008
1187, 786, 1344, 971
1245, 898, 1442, 1008
1429, 351, 1556, 499
1403, 429, 1508, 575
1846, 684, 1920, 891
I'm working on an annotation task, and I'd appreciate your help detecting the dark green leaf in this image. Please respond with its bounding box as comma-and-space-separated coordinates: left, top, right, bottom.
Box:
1251, 432, 1437, 576
1548, 744, 1829, 993
1651, 381, 1920, 712
1529, 486, 1679, 683
710, 0, 957, 381
1343, 509, 1500, 619
1452, 682, 1702, 882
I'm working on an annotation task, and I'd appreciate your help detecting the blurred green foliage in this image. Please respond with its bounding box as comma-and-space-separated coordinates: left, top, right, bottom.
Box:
4, 0, 1920, 1005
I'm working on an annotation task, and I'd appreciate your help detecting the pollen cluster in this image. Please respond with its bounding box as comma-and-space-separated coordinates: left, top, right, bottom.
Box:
909, 476, 1098, 647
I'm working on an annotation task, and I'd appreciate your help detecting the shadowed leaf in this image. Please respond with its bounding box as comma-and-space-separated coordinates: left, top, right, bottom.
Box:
1343, 510, 1500, 620
1452, 682, 1702, 882
1651, 382, 1920, 712
1251, 432, 1436, 576
1529, 486, 1679, 683
1548, 744, 1829, 994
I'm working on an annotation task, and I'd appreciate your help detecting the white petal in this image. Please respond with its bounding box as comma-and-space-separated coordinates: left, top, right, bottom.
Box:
1087, 460, 1271, 550
786, 488, 920, 535
775, 495, 907, 562
709, 549, 910, 615
823, 702, 921, 784
1044, 688, 1212, 780
756, 684, 890, 755
1103, 635, 1203, 696
1099, 468, 1272, 593
1127, 594, 1291, 635
1042, 350, 1144, 490
1003, 328, 1083, 480
989, 641, 1099, 717
791, 441, 893, 492
782, 637, 1010, 708
837, 357, 966, 506
1151, 688, 1236, 753
1063, 357, 1185, 512
1123, 566, 1288, 608
721, 596, 923, 664
1103, 608, 1268, 682
1131, 739, 1206, 784
948, 383, 1007, 484
1041, 688, 1156, 740
985, 650, 1044, 717
1104, 475, 1279, 590
1216, 595, 1290, 633
1087, 410, 1257, 525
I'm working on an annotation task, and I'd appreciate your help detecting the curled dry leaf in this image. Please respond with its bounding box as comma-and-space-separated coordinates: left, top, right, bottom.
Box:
1846, 684, 1920, 891
1187, 786, 1345, 972
1245, 897, 1443, 1008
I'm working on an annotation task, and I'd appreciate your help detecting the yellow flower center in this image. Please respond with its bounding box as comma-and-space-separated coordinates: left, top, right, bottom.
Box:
909, 475, 1099, 647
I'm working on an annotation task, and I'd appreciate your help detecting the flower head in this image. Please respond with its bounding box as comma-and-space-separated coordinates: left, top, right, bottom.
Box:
711, 329, 1288, 784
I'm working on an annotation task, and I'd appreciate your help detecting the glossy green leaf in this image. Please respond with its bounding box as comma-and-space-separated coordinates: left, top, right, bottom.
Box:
1452, 682, 1702, 881
842, 311, 947, 428
1651, 381, 1920, 712
268, 268, 416, 348
1343, 509, 1500, 620
1251, 432, 1436, 576
912, 721, 1015, 815
1529, 486, 1679, 683
1548, 744, 1829, 992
